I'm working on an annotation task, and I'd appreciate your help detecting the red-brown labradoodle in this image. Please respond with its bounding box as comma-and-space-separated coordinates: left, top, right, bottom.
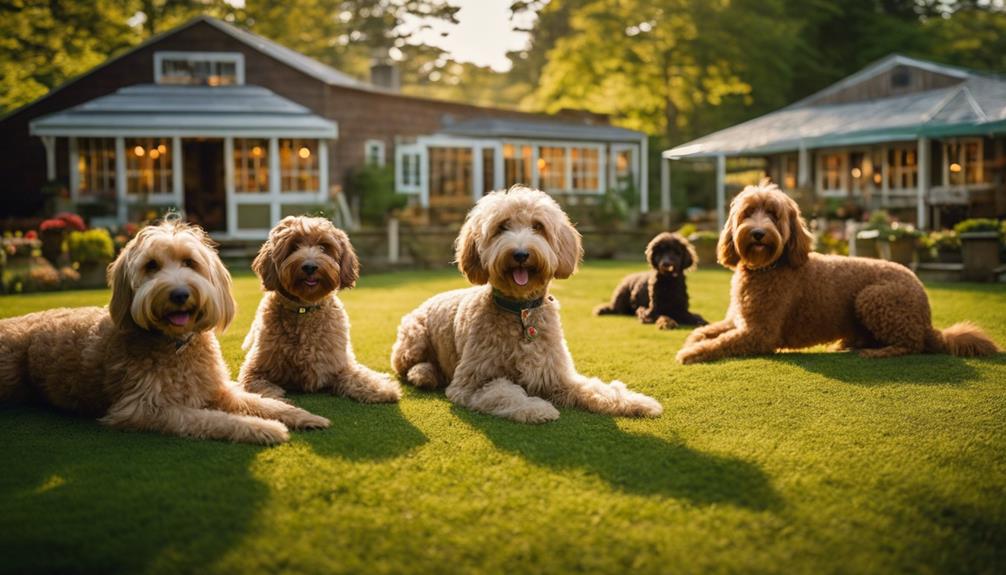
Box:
239, 216, 401, 402
0, 219, 329, 444
594, 232, 707, 329
676, 181, 1000, 364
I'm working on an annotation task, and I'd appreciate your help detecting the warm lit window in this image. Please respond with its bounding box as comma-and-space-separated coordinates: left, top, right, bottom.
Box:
612, 147, 635, 191
503, 143, 532, 187
126, 138, 172, 195
538, 146, 567, 191
365, 139, 386, 167
944, 139, 983, 186
570, 147, 600, 192
888, 146, 917, 190
428, 147, 472, 199
155, 52, 243, 86
820, 153, 844, 192
235, 138, 270, 194
77, 137, 116, 199
280, 139, 319, 193
782, 154, 798, 190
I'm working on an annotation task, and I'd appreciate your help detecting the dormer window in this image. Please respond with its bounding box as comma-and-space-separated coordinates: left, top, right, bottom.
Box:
154, 52, 244, 86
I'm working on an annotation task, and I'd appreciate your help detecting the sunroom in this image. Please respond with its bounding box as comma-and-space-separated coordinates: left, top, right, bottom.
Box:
395, 117, 649, 220
30, 83, 338, 239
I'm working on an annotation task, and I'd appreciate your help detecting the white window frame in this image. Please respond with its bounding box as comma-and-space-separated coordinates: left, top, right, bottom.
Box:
942, 137, 983, 188
508, 140, 607, 195
154, 51, 245, 85
888, 144, 919, 195
610, 143, 639, 192
364, 139, 386, 167
395, 143, 425, 198
816, 151, 848, 197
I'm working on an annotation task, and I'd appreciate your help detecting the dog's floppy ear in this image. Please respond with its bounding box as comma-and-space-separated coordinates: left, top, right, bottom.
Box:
553, 213, 583, 280
335, 229, 360, 289
455, 210, 489, 284
678, 234, 698, 272
784, 197, 814, 268
198, 232, 236, 332
644, 234, 661, 269
251, 235, 280, 291
107, 242, 135, 329
716, 216, 740, 269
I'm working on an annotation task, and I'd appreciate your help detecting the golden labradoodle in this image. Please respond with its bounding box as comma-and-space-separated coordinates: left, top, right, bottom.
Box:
0, 219, 329, 444
391, 185, 662, 423
239, 216, 401, 402
594, 231, 707, 329
676, 181, 1000, 364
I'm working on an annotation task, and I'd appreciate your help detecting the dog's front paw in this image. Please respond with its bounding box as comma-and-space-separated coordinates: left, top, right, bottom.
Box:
675, 346, 707, 365
683, 331, 707, 346
371, 373, 403, 402
282, 408, 331, 430
655, 316, 677, 330
610, 380, 663, 417
242, 418, 290, 445
511, 397, 560, 424
635, 308, 655, 324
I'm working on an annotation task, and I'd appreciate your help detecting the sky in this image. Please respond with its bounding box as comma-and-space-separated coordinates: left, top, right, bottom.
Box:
404, 0, 535, 72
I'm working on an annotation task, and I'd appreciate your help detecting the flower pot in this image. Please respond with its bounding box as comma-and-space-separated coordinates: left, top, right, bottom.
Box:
882, 238, 917, 267
936, 247, 962, 264
691, 239, 719, 268
76, 261, 111, 288
40, 229, 65, 265
854, 230, 880, 259
960, 231, 1001, 282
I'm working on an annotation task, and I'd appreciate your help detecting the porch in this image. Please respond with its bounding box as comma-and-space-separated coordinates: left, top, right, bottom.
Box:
30, 84, 338, 239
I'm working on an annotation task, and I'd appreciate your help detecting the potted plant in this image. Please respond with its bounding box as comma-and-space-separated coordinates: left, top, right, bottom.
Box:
38, 212, 85, 265
954, 218, 1002, 282
688, 231, 720, 268
67, 228, 116, 288
880, 222, 923, 267
922, 230, 961, 263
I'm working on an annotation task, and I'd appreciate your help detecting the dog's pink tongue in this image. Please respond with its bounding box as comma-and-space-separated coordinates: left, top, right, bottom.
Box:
512, 268, 529, 286
167, 311, 190, 326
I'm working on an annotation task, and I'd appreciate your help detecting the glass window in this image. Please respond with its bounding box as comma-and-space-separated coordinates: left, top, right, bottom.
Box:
945, 139, 983, 186
428, 147, 472, 199
782, 154, 798, 190
399, 152, 421, 190
482, 148, 496, 195
503, 143, 532, 187
821, 153, 843, 192
570, 147, 600, 192
157, 53, 241, 86
888, 146, 917, 190
365, 140, 386, 167
280, 139, 319, 193
77, 137, 116, 199
126, 138, 172, 195
613, 147, 634, 191
538, 146, 566, 192
234, 138, 270, 194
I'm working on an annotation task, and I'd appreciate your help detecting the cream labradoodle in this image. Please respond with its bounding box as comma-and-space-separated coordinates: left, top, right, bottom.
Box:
239, 216, 401, 402
0, 219, 329, 444
391, 185, 663, 423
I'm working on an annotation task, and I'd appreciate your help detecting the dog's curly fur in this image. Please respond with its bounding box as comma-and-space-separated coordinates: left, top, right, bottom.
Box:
0, 219, 329, 444
239, 216, 401, 402
390, 186, 662, 423
676, 181, 1001, 364
594, 232, 707, 329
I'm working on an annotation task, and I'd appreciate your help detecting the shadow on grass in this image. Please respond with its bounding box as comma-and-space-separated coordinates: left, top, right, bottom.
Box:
452, 406, 782, 510
765, 352, 1004, 386
294, 395, 427, 461
0, 407, 267, 574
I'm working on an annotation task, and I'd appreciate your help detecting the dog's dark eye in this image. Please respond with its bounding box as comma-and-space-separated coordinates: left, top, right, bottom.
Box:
145, 259, 159, 272
182, 258, 196, 268
496, 221, 509, 235
532, 221, 544, 233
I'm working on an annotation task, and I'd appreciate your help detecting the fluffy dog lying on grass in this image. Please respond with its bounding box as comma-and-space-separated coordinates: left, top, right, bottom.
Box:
594, 231, 707, 329
239, 216, 400, 403
391, 185, 662, 423
677, 181, 1000, 364
0, 219, 329, 444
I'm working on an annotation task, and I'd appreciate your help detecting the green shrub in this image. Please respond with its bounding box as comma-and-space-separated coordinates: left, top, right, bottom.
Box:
953, 218, 1001, 235
67, 229, 115, 265
688, 231, 720, 243
351, 164, 408, 226
676, 223, 697, 237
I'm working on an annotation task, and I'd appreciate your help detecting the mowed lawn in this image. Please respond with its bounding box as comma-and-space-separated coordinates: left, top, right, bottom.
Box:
1, 261, 1004, 575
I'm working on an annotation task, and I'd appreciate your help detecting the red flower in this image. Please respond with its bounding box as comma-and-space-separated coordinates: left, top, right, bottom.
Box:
39, 218, 67, 232
24, 230, 37, 240
54, 212, 86, 231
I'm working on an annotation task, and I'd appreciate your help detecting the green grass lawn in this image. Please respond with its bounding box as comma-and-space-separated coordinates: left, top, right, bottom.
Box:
1, 262, 1004, 575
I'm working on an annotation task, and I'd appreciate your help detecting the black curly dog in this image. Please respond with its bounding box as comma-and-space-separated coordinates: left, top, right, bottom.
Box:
593, 232, 707, 329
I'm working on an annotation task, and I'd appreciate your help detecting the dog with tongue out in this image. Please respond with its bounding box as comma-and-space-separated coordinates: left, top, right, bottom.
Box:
391, 185, 663, 423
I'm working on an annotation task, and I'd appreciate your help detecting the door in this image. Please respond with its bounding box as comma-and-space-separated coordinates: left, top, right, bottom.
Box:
183, 138, 226, 232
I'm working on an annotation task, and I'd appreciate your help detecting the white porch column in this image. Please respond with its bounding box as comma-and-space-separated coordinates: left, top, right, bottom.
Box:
318, 139, 329, 198
798, 143, 810, 188
472, 144, 484, 202
224, 137, 235, 235
115, 137, 127, 223
68, 137, 80, 202
172, 136, 182, 210
917, 137, 930, 229
42, 136, 56, 181
639, 137, 649, 213
269, 137, 281, 224
660, 155, 671, 228
716, 154, 727, 231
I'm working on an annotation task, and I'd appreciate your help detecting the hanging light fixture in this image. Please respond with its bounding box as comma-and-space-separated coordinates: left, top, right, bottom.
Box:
298, 146, 311, 159
133, 146, 145, 157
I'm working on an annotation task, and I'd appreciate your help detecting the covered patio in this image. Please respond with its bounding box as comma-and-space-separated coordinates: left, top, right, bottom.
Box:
30, 84, 338, 239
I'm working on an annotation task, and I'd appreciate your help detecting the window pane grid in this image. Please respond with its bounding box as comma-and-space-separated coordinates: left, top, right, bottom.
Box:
570, 147, 599, 192
235, 138, 270, 194
503, 144, 532, 187
280, 139, 319, 193
538, 146, 566, 191
77, 137, 116, 199
125, 138, 172, 195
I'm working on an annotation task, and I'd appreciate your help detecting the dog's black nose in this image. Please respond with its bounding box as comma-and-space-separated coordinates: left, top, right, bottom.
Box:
752, 229, 766, 242
512, 250, 530, 263
169, 288, 190, 305
301, 263, 318, 275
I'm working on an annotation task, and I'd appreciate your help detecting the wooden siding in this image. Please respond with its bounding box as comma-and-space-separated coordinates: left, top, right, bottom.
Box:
802, 65, 964, 107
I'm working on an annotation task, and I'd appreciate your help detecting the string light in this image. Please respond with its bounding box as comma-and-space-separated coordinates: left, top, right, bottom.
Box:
851, 168, 862, 178
149, 149, 160, 159
133, 146, 145, 157
252, 146, 263, 157
949, 162, 962, 173
298, 147, 311, 159
157, 144, 167, 154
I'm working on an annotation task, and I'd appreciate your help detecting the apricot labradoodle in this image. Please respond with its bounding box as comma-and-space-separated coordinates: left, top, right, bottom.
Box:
0, 219, 329, 444
676, 181, 1000, 364
391, 185, 663, 423
239, 216, 401, 402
